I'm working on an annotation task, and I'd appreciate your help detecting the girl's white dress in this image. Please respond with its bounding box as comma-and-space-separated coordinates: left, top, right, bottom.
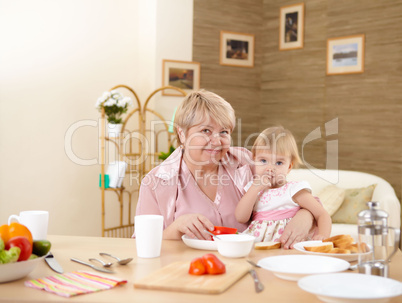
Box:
242, 181, 312, 242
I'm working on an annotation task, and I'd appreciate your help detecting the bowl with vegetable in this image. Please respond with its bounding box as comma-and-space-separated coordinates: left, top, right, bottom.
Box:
0, 223, 51, 283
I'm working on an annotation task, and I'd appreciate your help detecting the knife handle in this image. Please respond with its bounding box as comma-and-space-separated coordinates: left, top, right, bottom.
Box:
249, 269, 264, 293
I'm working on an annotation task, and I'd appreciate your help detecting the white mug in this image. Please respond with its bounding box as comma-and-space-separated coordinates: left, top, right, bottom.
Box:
135, 215, 164, 258
8, 210, 49, 240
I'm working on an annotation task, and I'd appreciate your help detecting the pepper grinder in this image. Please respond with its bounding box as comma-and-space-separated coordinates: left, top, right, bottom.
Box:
357, 201, 400, 277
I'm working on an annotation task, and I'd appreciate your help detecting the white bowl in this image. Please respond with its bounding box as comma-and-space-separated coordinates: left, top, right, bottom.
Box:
0, 255, 46, 283
215, 234, 255, 258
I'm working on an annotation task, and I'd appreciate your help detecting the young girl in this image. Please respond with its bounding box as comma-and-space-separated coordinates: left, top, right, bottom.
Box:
235, 126, 331, 242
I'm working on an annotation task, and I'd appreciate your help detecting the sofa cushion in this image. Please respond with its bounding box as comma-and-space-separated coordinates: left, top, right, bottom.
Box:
331, 184, 377, 224
317, 185, 345, 216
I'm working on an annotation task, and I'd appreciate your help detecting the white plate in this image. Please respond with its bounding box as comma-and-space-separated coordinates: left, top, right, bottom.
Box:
294, 240, 370, 262
257, 255, 350, 281
298, 273, 402, 303
0, 255, 46, 283
181, 235, 217, 250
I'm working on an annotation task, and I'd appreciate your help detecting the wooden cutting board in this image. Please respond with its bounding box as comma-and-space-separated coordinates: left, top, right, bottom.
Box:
134, 261, 251, 294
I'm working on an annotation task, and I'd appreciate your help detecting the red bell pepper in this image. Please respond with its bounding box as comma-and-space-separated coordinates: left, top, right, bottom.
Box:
188, 257, 207, 275
202, 254, 226, 275
210, 226, 237, 240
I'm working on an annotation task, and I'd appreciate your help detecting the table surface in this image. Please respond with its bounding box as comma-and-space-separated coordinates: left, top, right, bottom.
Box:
1, 235, 401, 303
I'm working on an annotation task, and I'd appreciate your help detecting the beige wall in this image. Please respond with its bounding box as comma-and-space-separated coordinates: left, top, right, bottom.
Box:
194, 0, 402, 201
0, 0, 193, 236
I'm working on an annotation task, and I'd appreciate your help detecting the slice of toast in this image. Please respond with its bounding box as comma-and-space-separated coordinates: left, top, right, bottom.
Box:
303, 242, 334, 253
328, 248, 351, 254
255, 241, 281, 250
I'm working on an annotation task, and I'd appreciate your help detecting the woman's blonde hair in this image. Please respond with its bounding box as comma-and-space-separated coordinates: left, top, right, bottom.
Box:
251, 126, 303, 167
174, 90, 236, 144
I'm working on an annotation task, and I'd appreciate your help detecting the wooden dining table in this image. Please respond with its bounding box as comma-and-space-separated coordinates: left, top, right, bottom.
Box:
1, 235, 402, 302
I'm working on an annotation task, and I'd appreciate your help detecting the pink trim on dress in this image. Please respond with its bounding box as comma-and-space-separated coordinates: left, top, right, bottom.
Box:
252, 206, 301, 221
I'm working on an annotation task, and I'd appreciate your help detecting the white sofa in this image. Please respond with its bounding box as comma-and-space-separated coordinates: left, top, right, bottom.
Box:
287, 169, 401, 241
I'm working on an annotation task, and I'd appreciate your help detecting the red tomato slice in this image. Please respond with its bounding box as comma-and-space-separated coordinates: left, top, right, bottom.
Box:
202, 253, 226, 275
211, 226, 237, 235
210, 226, 238, 240
6, 236, 33, 261
188, 257, 207, 275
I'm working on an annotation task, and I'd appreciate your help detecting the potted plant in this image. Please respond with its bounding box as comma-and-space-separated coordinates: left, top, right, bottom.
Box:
95, 90, 132, 137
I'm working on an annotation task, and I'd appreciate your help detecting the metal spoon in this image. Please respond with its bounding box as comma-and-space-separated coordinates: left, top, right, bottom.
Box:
89, 258, 113, 267
99, 253, 133, 265
71, 258, 114, 273
204, 230, 222, 240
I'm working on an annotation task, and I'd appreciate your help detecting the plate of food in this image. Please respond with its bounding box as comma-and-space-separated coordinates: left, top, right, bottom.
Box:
294, 234, 370, 262
298, 273, 402, 303
181, 235, 217, 251
257, 255, 350, 281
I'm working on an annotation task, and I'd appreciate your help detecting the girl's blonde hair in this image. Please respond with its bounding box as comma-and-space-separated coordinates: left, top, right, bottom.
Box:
252, 126, 303, 167
174, 90, 235, 144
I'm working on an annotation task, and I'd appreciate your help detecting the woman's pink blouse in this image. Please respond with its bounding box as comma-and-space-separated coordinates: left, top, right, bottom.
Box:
135, 147, 252, 232
175, 160, 248, 231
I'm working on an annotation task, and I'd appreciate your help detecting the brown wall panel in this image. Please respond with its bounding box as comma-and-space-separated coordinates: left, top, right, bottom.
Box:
194, 0, 402, 201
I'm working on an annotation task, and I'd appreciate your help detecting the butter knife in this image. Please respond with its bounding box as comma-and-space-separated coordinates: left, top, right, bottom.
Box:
45, 252, 64, 274
71, 258, 114, 273
249, 269, 264, 293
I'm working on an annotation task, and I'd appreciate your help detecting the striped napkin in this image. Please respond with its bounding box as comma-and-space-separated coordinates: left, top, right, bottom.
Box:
25, 271, 127, 297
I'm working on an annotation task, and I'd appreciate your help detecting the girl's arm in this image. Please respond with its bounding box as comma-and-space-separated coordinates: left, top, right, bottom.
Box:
236, 170, 273, 223
292, 189, 332, 240
235, 185, 262, 223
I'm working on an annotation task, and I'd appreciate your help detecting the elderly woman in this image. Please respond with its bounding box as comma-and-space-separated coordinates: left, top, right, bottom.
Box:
136, 90, 314, 248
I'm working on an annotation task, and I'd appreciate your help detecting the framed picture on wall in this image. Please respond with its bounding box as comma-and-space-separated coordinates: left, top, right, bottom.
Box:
326, 34, 365, 75
279, 3, 305, 51
220, 31, 255, 68
162, 59, 200, 96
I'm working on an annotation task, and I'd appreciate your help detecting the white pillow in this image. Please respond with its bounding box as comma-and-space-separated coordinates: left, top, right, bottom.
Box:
317, 185, 345, 216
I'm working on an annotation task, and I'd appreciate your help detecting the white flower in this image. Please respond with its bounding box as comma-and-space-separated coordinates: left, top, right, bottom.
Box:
111, 90, 122, 100
102, 91, 111, 100
104, 98, 117, 107
95, 97, 103, 108
95, 90, 132, 124
118, 96, 132, 107
95, 91, 113, 108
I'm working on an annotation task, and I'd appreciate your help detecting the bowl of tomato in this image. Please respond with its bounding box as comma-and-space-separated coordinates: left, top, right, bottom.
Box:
215, 234, 256, 258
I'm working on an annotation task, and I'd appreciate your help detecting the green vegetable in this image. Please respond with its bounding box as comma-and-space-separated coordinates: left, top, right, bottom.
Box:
0, 239, 4, 251
29, 254, 38, 260
32, 240, 51, 256
0, 246, 20, 264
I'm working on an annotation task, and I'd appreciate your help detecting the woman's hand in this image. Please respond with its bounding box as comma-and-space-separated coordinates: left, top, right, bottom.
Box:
279, 209, 315, 249
164, 214, 214, 240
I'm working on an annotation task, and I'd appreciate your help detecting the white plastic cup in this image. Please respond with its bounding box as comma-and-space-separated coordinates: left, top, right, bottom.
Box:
135, 215, 164, 258
8, 210, 49, 240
